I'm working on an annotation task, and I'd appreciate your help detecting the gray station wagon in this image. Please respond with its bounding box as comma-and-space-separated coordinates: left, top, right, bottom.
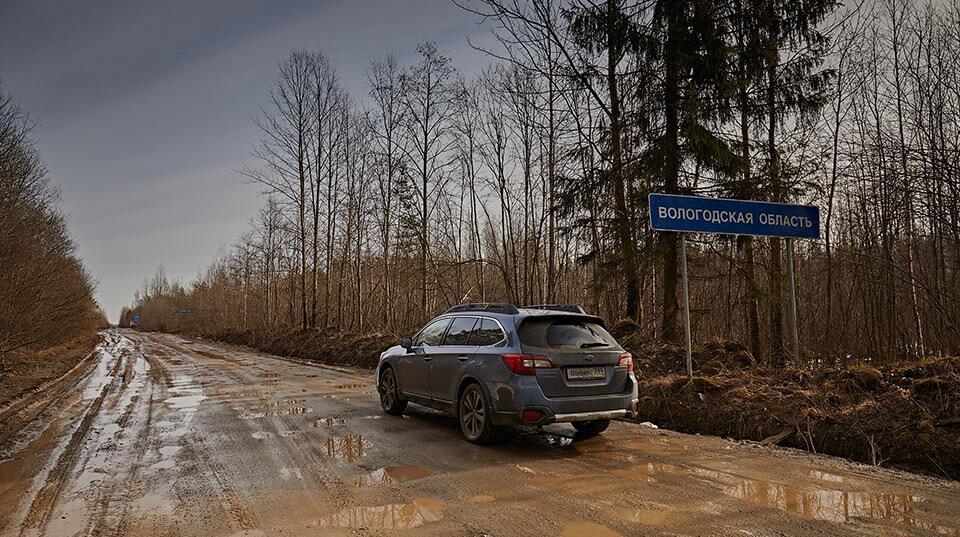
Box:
376, 303, 639, 444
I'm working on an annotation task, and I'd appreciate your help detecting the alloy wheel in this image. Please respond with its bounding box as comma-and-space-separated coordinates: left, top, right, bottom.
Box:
380, 369, 396, 409
461, 389, 485, 438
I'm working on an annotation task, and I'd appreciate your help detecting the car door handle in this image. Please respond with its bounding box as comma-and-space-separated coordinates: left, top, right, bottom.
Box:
457, 355, 469, 362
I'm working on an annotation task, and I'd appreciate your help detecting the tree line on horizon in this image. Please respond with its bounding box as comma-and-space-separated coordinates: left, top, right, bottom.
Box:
0, 81, 107, 357
124, 0, 960, 365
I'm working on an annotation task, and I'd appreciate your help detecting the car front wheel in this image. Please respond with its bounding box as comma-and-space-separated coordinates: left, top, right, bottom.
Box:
379, 367, 407, 415
459, 383, 499, 444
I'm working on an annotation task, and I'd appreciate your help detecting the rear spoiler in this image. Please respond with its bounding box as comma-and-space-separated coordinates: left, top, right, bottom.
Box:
516, 312, 607, 329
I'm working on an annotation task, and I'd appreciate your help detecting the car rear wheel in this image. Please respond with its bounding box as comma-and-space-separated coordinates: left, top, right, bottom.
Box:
572, 419, 610, 437
459, 383, 499, 444
379, 367, 407, 415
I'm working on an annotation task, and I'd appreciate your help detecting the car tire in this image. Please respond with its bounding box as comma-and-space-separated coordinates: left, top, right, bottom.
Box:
379, 367, 407, 415
572, 419, 610, 437
458, 383, 499, 444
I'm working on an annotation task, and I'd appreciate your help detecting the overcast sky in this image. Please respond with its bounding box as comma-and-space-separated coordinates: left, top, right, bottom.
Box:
0, 0, 492, 322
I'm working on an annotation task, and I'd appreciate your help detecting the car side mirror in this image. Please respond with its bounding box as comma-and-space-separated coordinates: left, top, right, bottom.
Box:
400, 336, 412, 351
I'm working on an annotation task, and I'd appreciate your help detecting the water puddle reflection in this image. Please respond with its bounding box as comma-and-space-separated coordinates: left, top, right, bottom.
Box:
312, 417, 345, 427
334, 383, 368, 389
612, 461, 958, 534
354, 465, 432, 486
716, 473, 956, 534
318, 498, 443, 530
233, 399, 306, 411
239, 407, 311, 419
324, 434, 368, 462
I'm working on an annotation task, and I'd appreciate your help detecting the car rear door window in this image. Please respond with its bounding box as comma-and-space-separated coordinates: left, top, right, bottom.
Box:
442, 317, 477, 346
414, 318, 451, 347
519, 318, 616, 349
470, 318, 504, 346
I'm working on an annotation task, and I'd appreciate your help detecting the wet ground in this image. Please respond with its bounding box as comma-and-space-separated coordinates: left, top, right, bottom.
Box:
1, 329, 958, 536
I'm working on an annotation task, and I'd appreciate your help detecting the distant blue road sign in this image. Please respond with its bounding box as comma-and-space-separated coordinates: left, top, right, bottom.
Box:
648, 193, 820, 239
132, 314, 141, 324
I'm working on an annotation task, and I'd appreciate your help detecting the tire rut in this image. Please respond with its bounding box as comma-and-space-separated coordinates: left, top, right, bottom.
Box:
16, 349, 124, 536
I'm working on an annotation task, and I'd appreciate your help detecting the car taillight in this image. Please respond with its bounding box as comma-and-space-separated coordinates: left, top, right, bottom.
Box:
500, 354, 553, 375
618, 352, 634, 373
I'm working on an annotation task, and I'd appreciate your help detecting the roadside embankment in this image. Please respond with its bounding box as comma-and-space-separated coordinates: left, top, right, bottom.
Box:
0, 332, 102, 410
148, 326, 960, 480
613, 328, 960, 480
206, 328, 395, 368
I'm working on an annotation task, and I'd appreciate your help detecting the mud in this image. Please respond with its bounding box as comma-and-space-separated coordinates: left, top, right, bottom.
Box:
1, 329, 958, 536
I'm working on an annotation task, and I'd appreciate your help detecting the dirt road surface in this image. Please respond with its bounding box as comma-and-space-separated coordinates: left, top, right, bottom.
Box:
1, 330, 958, 536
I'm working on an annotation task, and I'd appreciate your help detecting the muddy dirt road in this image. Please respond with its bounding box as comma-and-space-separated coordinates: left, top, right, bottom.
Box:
1, 330, 958, 536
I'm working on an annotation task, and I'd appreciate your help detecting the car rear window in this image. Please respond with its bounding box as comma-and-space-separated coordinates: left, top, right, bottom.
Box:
518, 318, 616, 349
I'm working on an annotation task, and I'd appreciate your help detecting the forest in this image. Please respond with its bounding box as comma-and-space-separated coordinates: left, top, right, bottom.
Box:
124, 0, 960, 366
0, 80, 106, 401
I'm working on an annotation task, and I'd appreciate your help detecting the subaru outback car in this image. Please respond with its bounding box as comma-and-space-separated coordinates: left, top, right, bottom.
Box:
376, 303, 639, 444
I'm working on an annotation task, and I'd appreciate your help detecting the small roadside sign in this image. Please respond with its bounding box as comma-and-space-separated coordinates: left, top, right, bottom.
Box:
132, 314, 140, 325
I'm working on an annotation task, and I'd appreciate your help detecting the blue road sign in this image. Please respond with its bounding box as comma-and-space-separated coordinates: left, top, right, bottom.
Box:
132, 314, 141, 324
648, 193, 820, 239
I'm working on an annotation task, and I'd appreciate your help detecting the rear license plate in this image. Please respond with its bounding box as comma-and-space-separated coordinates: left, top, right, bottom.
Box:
566, 366, 605, 380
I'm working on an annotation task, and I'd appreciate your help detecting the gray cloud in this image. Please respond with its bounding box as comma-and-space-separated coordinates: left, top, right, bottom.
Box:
1, 0, 491, 321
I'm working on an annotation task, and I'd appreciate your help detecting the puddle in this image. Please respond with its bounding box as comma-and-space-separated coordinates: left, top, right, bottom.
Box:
210, 390, 274, 400
468, 495, 496, 503
134, 491, 174, 515
334, 383, 367, 389
165, 394, 207, 411
318, 498, 443, 530
717, 474, 956, 534
232, 399, 306, 411
561, 522, 623, 537
312, 417, 346, 427
615, 463, 960, 535
611, 462, 683, 483
239, 407, 312, 419
354, 465, 432, 486
324, 434, 368, 462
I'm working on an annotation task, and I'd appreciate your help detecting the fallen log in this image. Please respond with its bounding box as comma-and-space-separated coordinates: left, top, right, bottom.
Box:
762, 427, 796, 446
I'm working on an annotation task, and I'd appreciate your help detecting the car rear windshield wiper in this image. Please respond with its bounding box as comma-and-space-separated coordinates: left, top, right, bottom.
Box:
580, 342, 609, 348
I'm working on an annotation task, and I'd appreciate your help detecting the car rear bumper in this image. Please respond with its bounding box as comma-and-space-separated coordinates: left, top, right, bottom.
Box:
485, 376, 639, 426
554, 409, 629, 422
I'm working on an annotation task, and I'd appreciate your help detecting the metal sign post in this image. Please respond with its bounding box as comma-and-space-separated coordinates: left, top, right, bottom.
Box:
786, 238, 800, 361
680, 234, 693, 379
649, 193, 820, 369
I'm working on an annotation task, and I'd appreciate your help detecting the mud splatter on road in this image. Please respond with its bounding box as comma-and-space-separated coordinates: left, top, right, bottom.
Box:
1, 329, 958, 536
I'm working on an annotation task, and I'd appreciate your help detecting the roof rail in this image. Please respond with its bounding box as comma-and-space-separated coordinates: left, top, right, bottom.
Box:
445, 302, 520, 315
524, 304, 587, 314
